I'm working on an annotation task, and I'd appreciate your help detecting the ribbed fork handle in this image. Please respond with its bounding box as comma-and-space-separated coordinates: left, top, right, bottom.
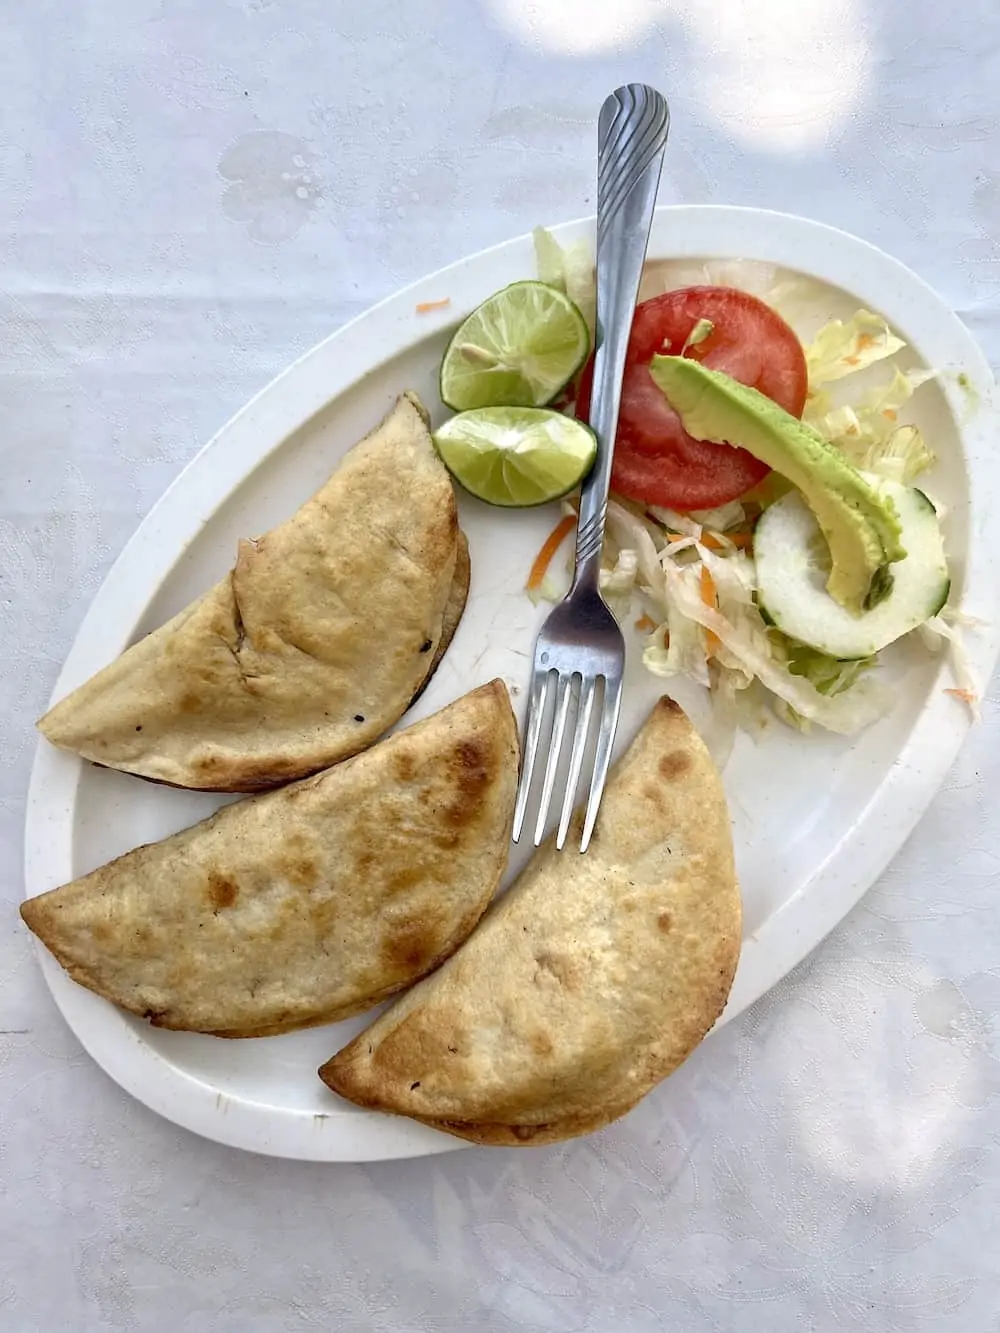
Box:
574, 85, 670, 591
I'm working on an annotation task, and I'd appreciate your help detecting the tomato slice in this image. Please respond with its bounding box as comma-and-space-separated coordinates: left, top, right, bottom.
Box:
576, 286, 807, 511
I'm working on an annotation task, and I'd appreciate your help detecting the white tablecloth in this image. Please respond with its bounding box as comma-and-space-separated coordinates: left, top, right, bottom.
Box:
4, 2, 999, 1329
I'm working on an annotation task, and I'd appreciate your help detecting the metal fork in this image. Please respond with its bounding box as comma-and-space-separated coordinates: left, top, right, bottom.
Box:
512, 84, 670, 854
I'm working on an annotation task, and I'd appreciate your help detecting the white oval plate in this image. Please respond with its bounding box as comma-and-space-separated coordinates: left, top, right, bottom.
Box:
24, 207, 1000, 1161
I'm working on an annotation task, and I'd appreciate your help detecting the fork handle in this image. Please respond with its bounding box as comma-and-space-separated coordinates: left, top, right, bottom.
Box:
574, 84, 670, 590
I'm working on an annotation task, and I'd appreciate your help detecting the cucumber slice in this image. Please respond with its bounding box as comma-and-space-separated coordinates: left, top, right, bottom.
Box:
756, 480, 949, 660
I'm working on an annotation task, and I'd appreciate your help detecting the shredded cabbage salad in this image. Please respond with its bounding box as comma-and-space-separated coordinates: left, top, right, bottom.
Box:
530, 230, 978, 754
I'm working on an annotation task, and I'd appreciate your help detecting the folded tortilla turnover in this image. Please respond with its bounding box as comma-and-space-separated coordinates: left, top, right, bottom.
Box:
38, 392, 467, 791
22, 681, 518, 1037
320, 698, 741, 1145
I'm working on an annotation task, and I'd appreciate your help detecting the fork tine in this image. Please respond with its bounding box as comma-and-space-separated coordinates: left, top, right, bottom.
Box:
556, 675, 596, 850
533, 674, 575, 845
579, 675, 623, 853
512, 669, 552, 843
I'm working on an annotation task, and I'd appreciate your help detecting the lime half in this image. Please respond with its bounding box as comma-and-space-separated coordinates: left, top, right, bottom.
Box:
439, 281, 589, 412
433, 407, 597, 508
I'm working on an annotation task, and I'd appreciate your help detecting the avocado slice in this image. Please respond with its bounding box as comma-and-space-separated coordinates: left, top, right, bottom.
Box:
648, 356, 906, 612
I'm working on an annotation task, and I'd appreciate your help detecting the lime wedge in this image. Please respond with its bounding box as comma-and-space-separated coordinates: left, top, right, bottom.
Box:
439, 281, 589, 411
433, 407, 597, 508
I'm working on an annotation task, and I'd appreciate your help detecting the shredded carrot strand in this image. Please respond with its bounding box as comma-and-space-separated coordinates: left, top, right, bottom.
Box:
635, 614, 657, 633
856, 333, 876, 351
882, 408, 898, 422
415, 298, 451, 313
700, 565, 720, 656
945, 688, 977, 704
526, 514, 576, 591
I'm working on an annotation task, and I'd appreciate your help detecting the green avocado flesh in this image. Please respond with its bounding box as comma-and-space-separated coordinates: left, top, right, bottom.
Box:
649, 355, 906, 613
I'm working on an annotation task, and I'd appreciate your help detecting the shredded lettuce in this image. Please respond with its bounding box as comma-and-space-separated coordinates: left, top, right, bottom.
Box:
918, 614, 981, 718
660, 552, 890, 733
805, 310, 905, 385
649, 505, 703, 539
802, 324, 937, 482
782, 639, 873, 696
598, 499, 894, 739
532, 226, 565, 288
605, 500, 667, 594
643, 613, 711, 689
532, 226, 595, 336
688, 501, 746, 531
526, 576, 562, 607
564, 250, 596, 337
803, 399, 861, 440
683, 318, 714, 353
706, 667, 746, 766
861, 365, 936, 414
858, 424, 936, 485
807, 367, 932, 439
599, 547, 638, 598
941, 606, 986, 629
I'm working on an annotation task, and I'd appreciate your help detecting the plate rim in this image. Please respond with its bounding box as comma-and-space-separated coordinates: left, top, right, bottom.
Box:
23, 204, 1000, 1162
